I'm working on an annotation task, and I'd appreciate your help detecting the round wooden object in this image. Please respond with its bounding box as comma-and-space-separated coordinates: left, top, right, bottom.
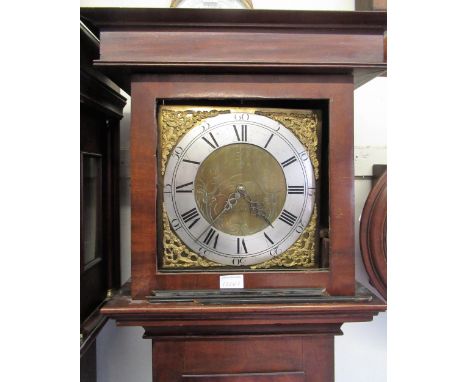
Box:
360, 171, 387, 300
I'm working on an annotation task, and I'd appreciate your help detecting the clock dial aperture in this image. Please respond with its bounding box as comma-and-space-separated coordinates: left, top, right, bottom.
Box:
163, 112, 315, 266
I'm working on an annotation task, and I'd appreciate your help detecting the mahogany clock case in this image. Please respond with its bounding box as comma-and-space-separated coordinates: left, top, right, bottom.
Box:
130, 74, 355, 299
79, 8, 386, 300
80, 9, 386, 381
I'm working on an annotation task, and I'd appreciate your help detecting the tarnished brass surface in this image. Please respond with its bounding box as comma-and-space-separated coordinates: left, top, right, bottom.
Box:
162, 204, 220, 268
195, 143, 286, 236
251, 206, 318, 269
159, 106, 321, 269
257, 110, 320, 180
160, 108, 230, 176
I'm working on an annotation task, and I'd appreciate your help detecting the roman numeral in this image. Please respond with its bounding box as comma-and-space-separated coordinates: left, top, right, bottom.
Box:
233, 124, 248, 142
176, 181, 193, 193
287, 185, 305, 194
181, 208, 200, 229
237, 238, 248, 254
264, 133, 274, 148
279, 209, 297, 226
281, 156, 297, 168
202, 132, 219, 149
263, 232, 274, 245
182, 159, 200, 165
203, 228, 219, 249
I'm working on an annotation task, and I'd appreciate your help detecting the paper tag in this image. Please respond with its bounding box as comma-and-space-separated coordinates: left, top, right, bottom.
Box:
220, 274, 244, 289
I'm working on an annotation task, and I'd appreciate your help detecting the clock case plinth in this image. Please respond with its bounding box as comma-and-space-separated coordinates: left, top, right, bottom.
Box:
104, 282, 385, 382
81, 8, 387, 382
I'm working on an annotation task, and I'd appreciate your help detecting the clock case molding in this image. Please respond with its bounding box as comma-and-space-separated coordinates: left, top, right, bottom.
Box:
80, 9, 386, 381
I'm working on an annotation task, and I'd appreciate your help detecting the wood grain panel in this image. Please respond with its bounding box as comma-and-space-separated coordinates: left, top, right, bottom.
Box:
100, 30, 384, 65
150, 335, 337, 382
302, 336, 334, 382
184, 337, 302, 373
327, 78, 355, 296
130, 82, 158, 298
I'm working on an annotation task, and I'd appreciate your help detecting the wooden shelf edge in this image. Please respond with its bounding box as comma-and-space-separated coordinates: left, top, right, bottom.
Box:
99, 282, 386, 332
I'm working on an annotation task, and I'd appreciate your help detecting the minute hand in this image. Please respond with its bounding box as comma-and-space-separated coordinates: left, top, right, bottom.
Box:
257, 209, 274, 228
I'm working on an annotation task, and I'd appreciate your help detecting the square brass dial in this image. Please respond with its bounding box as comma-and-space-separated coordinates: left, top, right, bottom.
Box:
158, 105, 321, 270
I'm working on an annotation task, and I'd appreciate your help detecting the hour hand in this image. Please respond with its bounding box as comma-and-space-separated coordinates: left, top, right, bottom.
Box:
196, 190, 241, 241
222, 191, 242, 213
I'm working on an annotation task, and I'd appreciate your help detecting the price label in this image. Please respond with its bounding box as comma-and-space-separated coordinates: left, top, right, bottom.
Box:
220, 274, 244, 289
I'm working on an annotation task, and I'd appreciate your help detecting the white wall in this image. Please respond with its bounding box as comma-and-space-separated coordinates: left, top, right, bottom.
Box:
336, 77, 387, 382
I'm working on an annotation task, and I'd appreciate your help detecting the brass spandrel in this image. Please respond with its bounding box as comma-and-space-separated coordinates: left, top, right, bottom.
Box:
162, 204, 220, 268
251, 205, 318, 269
159, 108, 230, 176
256, 110, 321, 180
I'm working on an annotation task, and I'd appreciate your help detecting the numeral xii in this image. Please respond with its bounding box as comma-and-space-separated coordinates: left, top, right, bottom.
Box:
233, 124, 248, 142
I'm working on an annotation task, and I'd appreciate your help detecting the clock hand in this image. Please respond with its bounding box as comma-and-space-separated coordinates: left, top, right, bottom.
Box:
236, 185, 274, 228
195, 190, 241, 241
256, 210, 275, 229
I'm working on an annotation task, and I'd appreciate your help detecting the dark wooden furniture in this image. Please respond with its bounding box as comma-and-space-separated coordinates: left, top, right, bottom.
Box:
360, 169, 387, 300
81, 8, 387, 382
80, 21, 127, 381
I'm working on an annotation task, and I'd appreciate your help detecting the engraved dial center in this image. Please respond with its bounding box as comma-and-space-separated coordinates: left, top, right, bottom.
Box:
194, 143, 286, 236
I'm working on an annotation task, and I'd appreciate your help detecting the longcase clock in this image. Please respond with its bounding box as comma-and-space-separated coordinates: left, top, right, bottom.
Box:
81, 8, 387, 382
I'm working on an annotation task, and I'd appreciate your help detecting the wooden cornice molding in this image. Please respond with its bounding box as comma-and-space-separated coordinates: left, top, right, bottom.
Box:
80, 8, 386, 31
80, 8, 387, 93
